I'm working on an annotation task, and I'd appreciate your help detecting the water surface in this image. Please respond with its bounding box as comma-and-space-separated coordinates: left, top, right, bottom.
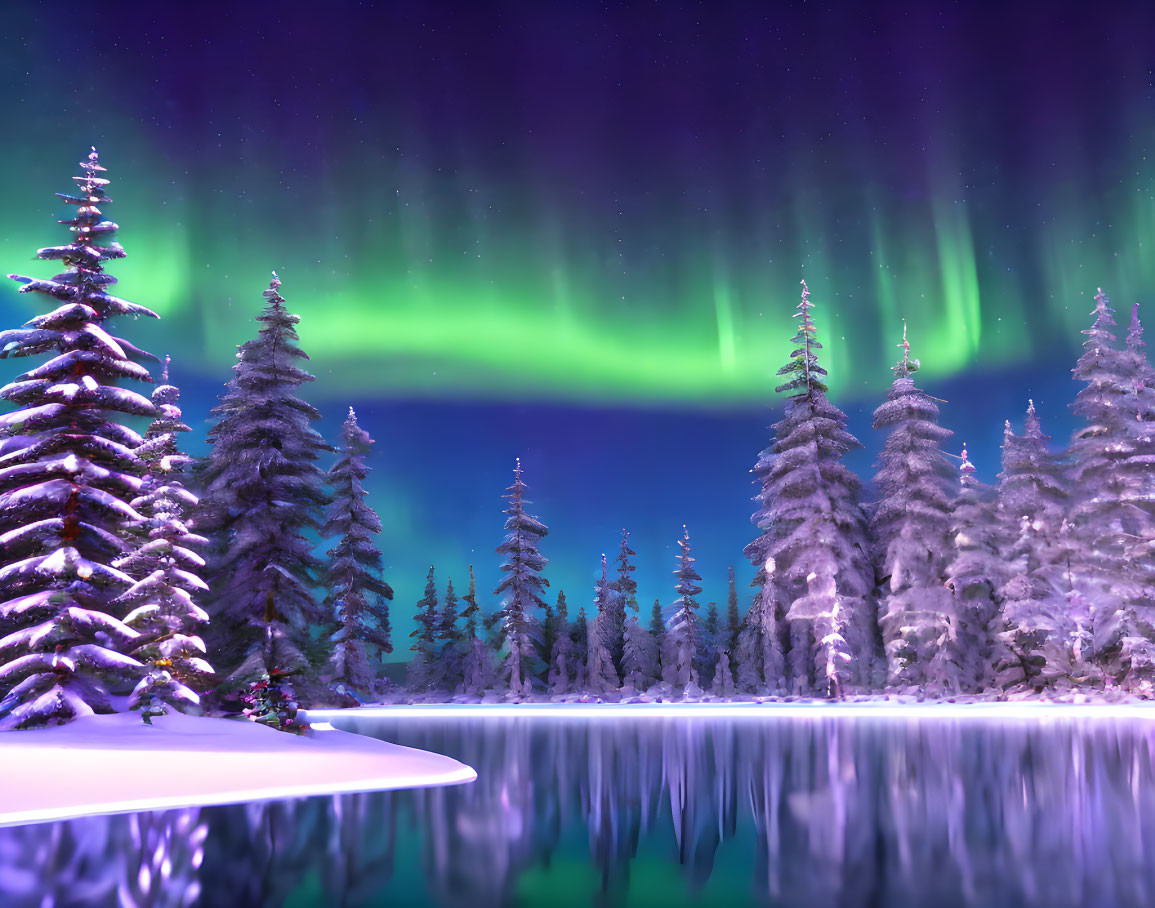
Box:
3, 715, 1154, 907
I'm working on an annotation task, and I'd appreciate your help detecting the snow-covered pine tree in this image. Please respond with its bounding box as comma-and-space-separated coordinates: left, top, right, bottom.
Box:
724, 565, 741, 654
710, 650, 736, 698
869, 325, 956, 691
460, 566, 493, 696
322, 407, 393, 702
940, 445, 1001, 692
1115, 304, 1155, 689
115, 358, 214, 720
992, 402, 1072, 690
1068, 290, 1155, 687
196, 274, 330, 696
745, 280, 873, 695
662, 526, 704, 692
438, 577, 463, 693
547, 589, 576, 696
588, 555, 621, 695
493, 459, 549, 698
607, 528, 637, 669
0, 149, 162, 729
783, 545, 853, 698
407, 566, 441, 693
620, 615, 659, 693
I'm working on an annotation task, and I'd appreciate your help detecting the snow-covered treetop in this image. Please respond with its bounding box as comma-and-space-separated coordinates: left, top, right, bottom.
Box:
774, 280, 829, 398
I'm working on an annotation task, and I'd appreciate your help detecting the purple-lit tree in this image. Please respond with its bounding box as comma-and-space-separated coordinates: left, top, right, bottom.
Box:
196, 275, 330, 695
941, 445, 1001, 691
322, 407, 393, 701
870, 326, 956, 690
547, 589, 577, 696
607, 528, 638, 670
460, 567, 494, 696
438, 577, 463, 692
587, 556, 621, 695
662, 526, 704, 692
115, 359, 214, 721
493, 459, 549, 698
724, 565, 741, 654
620, 615, 659, 693
992, 402, 1072, 690
746, 281, 874, 695
407, 566, 441, 693
0, 149, 161, 729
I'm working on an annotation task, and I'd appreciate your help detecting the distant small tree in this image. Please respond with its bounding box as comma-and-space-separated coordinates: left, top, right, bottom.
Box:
493, 460, 549, 698
607, 528, 638, 670
407, 567, 441, 693
547, 589, 576, 696
724, 565, 742, 653
587, 556, 621, 695
438, 578, 463, 694
662, 526, 703, 692
322, 408, 393, 701
620, 616, 659, 693
459, 566, 493, 697
710, 651, 736, 698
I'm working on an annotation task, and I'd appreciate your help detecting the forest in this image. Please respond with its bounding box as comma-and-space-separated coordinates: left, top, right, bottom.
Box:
0, 150, 1151, 731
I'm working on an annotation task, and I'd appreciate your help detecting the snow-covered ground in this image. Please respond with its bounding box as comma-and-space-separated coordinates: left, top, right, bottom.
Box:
0, 711, 476, 828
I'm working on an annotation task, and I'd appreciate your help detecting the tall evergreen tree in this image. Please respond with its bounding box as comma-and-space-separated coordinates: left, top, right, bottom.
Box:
588, 555, 621, 694
869, 326, 956, 690
607, 528, 637, 670
116, 359, 214, 720
993, 402, 1072, 690
942, 445, 1001, 692
724, 565, 741, 653
322, 407, 393, 700
407, 566, 441, 693
662, 526, 704, 691
196, 274, 330, 694
547, 589, 577, 696
648, 598, 664, 638
439, 577, 463, 692
0, 149, 161, 729
745, 281, 874, 695
620, 615, 659, 693
493, 459, 549, 698
460, 565, 493, 697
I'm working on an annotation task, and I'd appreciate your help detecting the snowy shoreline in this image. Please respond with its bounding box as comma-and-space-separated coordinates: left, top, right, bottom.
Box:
0, 712, 476, 828
303, 699, 1155, 722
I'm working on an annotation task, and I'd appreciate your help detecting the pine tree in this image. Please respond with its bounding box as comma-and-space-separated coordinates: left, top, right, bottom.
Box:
0, 149, 161, 729
941, 445, 1001, 691
115, 358, 214, 720
196, 274, 330, 695
607, 528, 637, 670
493, 459, 549, 698
648, 598, 664, 638
993, 402, 1072, 690
547, 589, 576, 696
588, 555, 621, 695
407, 566, 441, 693
662, 526, 703, 691
620, 615, 659, 693
322, 408, 393, 701
783, 547, 853, 698
724, 565, 741, 653
439, 577, 463, 693
745, 281, 873, 695
870, 325, 956, 690
458, 565, 493, 697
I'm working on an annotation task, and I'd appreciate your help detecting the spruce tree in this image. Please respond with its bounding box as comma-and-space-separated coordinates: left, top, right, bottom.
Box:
116, 359, 214, 720
588, 555, 621, 694
745, 281, 873, 695
662, 526, 703, 691
869, 326, 956, 690
724, 565, 741, 653
941, 445, 1001, 691
407, 566, 441, 693
992, 403, 1072, 690
196, 274, 330, 694
620, 615, 659, 693
460, 566, 493, 696
322, 407, 393, 701
547, 589, 576, 696
607, 528, 637, 670
438, 577, 463, 693
0, 149, 161, 729
648, 598, 664, 638
493, 459, 549, 698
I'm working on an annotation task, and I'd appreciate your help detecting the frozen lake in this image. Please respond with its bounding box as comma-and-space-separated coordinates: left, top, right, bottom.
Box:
4, 712, 1155, 906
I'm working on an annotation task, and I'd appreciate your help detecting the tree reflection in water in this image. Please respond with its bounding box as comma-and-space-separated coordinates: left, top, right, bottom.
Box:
3, 717, 1155, 907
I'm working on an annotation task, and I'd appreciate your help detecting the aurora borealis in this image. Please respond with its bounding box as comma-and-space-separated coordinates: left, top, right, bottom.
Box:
1, 1, 1153, 647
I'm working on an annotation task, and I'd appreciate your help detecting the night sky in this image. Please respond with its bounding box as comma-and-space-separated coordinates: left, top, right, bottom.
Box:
1, 1, 1152, 652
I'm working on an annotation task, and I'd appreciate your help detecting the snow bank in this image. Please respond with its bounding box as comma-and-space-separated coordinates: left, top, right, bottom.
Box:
0, 711, 475, 828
